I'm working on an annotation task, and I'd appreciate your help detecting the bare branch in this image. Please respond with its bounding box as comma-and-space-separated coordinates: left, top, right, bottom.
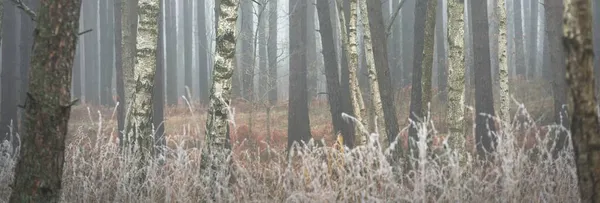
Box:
10, 0, 37, 21
385, 0, 407, 37
78, 29, 93, 36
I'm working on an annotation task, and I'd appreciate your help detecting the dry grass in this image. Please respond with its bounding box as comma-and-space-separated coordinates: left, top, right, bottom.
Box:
0, 80, 580, 202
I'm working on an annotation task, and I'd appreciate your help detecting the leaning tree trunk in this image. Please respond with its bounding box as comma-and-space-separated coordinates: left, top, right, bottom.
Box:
563, 0, 600, 201
359, 0, 385, 145
123, 0, 159, 186
446, 0, 467, 158
337, 0, 367, 143
8, 0, 82, 201
497, 0, 510, 126
201, 0, 238, 200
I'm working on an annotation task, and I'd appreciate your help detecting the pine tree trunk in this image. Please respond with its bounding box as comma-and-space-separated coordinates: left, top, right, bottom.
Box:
563, 0, 600, 200
446, 0, 467, 157
9, 0, 82, 201
497, 0, 510, 126
124, 0, 159, 185
201, 0, 238, 199
267, 0, 278, 105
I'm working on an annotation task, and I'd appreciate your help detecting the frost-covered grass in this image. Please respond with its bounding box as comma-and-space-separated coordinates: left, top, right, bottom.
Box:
0, 95, 579, 202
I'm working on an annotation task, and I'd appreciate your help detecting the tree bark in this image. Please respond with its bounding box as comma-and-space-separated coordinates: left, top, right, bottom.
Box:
421, 0, 437, 118
471, 0, 497, 159
124, 0, 159, 185
201, 0, 238, 199
563, 0, 600, 200
446, 0, 467, 157
288, 0, 312, 149
497, 0, 510, 125
9, 0, 82, 201
316, 0, 354, 147
593, 0, 600, 96
366, 0, 401, 152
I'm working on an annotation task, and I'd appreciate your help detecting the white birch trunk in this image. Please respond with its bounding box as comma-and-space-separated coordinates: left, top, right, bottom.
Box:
446, 0, 467, 156
497, 0, 510, 125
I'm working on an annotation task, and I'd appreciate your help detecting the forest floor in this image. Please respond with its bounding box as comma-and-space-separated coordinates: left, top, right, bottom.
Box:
0, 78, 572, 202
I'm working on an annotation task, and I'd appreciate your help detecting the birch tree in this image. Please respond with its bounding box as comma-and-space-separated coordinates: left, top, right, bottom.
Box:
446, 0, 467, 156
563, 0, 600, 200
123, 0, 160, 184
201, 0, 238, 199
9, 0, 82, 201
497, 0, 509, 125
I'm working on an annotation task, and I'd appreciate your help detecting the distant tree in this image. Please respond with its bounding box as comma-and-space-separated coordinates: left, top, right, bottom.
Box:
9, 0, 82, 201
267, 0, 277, 105
115, 0, 126, 144
288, 0, 312, 149
201, 0, 238, 199
513, 0, 525, 77
563, 0, 600, 200
165, 0, 177, 105
84, 0, 99, 104
471, 0, 497, 159
124, 0, 159, 185
153, 0, 165, 159
0, 2, 19, 147
184, 0, 192, 95
446, 0, 467, 157
241, 0, 254, 101
198, 0, 209, 104
100, 0, 114, 106
526, 0, 538, 79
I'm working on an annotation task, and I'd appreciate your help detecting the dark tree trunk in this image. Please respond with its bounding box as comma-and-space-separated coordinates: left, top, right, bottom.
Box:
402, 0, 416, 87
84, 0, 99, 104
267, 0, 277, 105
9, 0, 82, 201
154, 0, 165, 158
316, 0, 354, 147
390, 0, 401, 89
563, 0, 600, 199
288, 0, 311, 149
513, 0, 525, 78
436, 0, 447, 103
339, 0, 355, 147
546, 0, 569, 157
258, 2, 268, 100
241, 0, 254, 101
198, 0, 209, 104
407, 0, 428, 159
115, 0, 126, 142
527, 0, 538, 79
593, 0, 600, 96
366, 0, 400, 151
166, 0, 178, 105
20, 0, 40, 131
471, 0, 497, 159
184, 0, 192, 95
0, 1, 20, 146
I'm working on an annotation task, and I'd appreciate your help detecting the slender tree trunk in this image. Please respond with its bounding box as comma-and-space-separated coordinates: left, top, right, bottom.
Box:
153, 0, 165, 159
267, 0, 277, 105
184, 0, 192, 95
201, 0, 238, 199
358, 0, 385, 145
115, 0, 126, 144
307, 0, 318, 100
165, 0, 177, 105
526, 0, 538, 79
436, 0, 447, 103
446, 0, 467, 156
241, 0, 254, 101
100, 0, 113, 106
0, 2, 19, 145
497, 0, 510, 125
563, 0, 600, 200
84, 0, 99, 104
198, 0, 209, 104
513, 0, 525, 78
366, 0, 401, 152
9, 0, 82, 201
288, 0, 312, 149
471, 0, 497, 159
124, 0, 159, 185
337, 0, 367, 143
316, 0, 354, 146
